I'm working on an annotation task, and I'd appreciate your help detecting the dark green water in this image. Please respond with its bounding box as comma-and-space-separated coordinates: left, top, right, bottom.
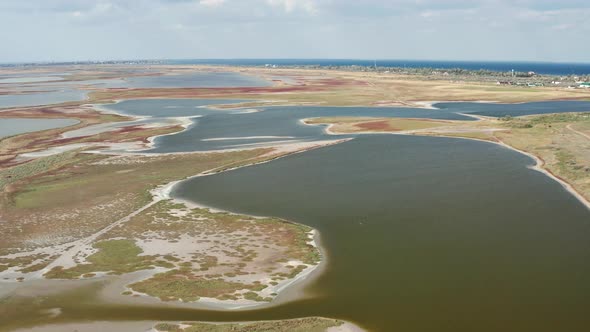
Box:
3, 135, 590, 332
168, 135, 590, 332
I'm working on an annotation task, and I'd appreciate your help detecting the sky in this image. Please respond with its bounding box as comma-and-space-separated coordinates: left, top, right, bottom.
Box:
1, 0, 589, 63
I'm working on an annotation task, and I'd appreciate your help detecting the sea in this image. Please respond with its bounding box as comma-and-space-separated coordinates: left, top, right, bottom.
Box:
168, 59, 590, 76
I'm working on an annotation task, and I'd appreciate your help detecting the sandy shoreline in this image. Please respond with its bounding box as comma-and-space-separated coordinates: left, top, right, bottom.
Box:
11, 319, 365, 332
0, 137, 347, 312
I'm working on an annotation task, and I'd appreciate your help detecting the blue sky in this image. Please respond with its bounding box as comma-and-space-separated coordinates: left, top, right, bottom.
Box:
1, 0, 589, 63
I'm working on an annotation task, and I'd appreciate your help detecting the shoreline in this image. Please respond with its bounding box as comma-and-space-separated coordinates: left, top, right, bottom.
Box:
0, 138, 347, 312
302, 117, 590, 211
426, 133, 590, 210
299, 108, 590, 211
10, 318, 366, 332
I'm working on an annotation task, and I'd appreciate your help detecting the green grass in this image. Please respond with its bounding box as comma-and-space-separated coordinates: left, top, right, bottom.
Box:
555, 149, 588, 180
44, 239, 163, 279
500, 112, 590, 128
1, 148, 274, 253
0, 254, 52, 273
0, 149, 90, 191
130, 269, 250, 302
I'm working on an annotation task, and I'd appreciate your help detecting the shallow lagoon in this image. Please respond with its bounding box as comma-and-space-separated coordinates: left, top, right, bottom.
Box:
435, 100, 590, 117
0, 76, 64, 84
3, 99, 590, 332
0, 118, 79, 139
0, 71, 269, 109
0, 89, 88, 109
103, 99, 590, 152
123, 72, 271, 88
4, 134, 590, 332
172, 135, 590, 331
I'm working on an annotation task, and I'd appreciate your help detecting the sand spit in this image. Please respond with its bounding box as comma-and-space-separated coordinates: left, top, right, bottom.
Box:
201, 136, 295, 141
231, 108, 262, 114
11, 319, 366, 332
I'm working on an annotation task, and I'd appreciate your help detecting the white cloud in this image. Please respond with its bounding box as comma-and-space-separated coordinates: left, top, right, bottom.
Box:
199, 0, 225, 7
267, 0, 318, 14
68, 2, 119, 20
1, 0, 590, 62
419, 11, 439, 18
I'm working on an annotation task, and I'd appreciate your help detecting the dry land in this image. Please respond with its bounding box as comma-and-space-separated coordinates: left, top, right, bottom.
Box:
45, 199, 320, 304
8, 318, 362, 332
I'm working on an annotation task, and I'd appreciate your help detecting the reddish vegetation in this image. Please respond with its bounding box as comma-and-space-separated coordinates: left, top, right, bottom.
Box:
317, 78, 368, 87
92, 77, 362, 101
0, 105, 104, 120
355, 120, 397, 131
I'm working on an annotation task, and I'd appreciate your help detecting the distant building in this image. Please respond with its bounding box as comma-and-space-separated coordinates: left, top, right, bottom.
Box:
580, 82, 590, 88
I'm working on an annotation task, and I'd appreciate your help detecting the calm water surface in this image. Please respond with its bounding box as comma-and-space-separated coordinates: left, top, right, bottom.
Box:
0, 118, 79, 139
103, 99, 590, 152
123, 72, 271, 88
3, 100, 590, 332
435, 101, 590, 117
0, 71, 268, 109
171, 136, 590, 331
0, 89, 87, 109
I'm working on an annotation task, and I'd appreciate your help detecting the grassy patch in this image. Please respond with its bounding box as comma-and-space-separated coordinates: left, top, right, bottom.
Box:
90, 199, 320, 303
44, 239, 162, 279
130, 269, 250, 302
0, 149, 90, 191
154, 317, 344, 332
1, 148, 273, 253
306, 117, 450, 133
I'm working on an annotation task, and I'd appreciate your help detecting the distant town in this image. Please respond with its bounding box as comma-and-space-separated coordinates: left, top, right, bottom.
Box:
3, 59, 588, 90
260, 64, 590, 89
